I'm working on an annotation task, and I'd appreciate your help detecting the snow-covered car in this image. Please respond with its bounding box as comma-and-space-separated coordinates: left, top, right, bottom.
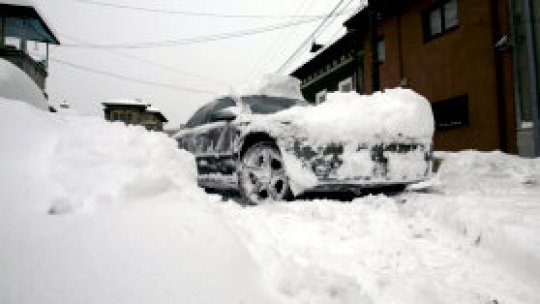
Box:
175, 89, 434, 205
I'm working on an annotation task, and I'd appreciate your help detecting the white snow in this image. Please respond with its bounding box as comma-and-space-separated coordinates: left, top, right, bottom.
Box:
1, 95, 540, 304
0, 98, 284, 304
216, 151, 540, 304
275, 88, 434, 146
0, 58, 47, 110
102, 98, 147, 107
242, 74, 305, 100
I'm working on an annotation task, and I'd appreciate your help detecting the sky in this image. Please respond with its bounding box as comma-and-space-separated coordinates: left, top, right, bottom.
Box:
28, 0, 364, 128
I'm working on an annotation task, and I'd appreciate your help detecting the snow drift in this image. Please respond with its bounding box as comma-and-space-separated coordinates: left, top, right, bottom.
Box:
274, 88, 434, 146
0, 58, 47, 110
0, 98, 284, 304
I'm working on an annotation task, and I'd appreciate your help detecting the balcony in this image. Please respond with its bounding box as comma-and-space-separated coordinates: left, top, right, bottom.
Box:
0, 46, 47, 90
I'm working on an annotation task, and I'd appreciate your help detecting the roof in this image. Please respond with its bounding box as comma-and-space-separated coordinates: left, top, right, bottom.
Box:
102, 99, 147, 108
146, 106, 168, 123
0, 1, 60, 44
291, 31, 363, 79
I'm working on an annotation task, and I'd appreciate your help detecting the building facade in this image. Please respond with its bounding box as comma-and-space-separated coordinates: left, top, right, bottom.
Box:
292, 0, 540, 156
102, 99, 168, 131
0, 1, 60, 92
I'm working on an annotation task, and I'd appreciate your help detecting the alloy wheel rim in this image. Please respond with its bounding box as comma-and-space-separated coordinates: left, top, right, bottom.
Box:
242, 145, 288, 203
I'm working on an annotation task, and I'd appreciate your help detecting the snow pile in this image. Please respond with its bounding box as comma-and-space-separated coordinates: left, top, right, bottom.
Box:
407, 151, 540, 284
276, 88, 434, 145
217, 151, 540, 304
0, 58, 47, 110
0, 98, 284, 304
242, 74, 304, 100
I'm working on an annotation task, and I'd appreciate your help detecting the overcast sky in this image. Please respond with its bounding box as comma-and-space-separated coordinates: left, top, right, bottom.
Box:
31, 0, 363, 128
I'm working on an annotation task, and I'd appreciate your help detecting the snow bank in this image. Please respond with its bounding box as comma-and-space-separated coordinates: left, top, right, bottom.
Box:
276, 88, 434, 145
217, 151, 540, 304
0, 98, 284, 304
0, 58, 47, 110
407, 151, 540, 286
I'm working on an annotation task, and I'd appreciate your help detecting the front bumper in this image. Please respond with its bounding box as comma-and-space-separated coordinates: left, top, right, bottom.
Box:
286, 138, 432, 188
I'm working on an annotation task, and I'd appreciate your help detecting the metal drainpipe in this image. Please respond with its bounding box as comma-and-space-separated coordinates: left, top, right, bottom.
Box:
523, 0, 540, 156
490, 0, 509, 152
509, 0, 522, 138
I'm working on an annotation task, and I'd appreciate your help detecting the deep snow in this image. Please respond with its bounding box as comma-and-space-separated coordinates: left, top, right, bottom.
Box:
0, 59, 47, 110
1, 97, 540, 304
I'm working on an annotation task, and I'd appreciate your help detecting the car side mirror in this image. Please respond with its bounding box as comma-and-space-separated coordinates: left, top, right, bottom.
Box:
212, 108, 237, 122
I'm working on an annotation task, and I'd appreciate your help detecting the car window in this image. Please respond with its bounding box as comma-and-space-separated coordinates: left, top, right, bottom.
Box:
208, 97, 236, 123
185, 104, 211, 128
241, 96, 304, 114
185, 97, 236, 128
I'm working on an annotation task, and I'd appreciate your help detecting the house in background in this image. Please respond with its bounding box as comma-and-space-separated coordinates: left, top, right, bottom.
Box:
102, 99, 168, 132
292, 0, 540, 157
0, 0, 60, 93
142, 106, 168, 131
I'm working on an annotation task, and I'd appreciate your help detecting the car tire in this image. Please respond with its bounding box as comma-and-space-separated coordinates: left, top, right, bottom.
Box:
238, 141, 292, 205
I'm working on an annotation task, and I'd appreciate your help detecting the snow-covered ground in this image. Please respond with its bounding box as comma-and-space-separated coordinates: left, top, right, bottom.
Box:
1, 97, 539, 304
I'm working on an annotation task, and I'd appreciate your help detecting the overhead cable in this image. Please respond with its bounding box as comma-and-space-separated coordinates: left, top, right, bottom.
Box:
74, 0, 355, 19
50, 58, 216, 94
277, 0, 350, 74
59, 32, 229, 86
60, 17, 325, 49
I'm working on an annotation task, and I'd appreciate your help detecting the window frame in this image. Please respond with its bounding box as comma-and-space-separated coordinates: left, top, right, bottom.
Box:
423, 0, 459, 42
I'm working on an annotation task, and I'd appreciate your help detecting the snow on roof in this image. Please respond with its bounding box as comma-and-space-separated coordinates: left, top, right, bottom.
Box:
146, 106, 168, 122
102, 99, 147, 107
0, 0, 60, 44
146, 106, 161, 113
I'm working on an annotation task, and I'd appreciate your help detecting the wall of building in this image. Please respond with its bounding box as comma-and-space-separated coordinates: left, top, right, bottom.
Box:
363, 0, 516, 152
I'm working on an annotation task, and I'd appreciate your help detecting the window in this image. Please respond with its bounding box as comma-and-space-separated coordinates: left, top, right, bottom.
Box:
185, 104, 212, 128
315, 90, 327, 104
431, 94, 469, 130
338, 77, 353, 92
112, 112, 119, 121
186, 98, 236, 128
376, 38, 385, 63
208, 98, 236, 123
242, 96, 304, 114
423, 0, 459, 40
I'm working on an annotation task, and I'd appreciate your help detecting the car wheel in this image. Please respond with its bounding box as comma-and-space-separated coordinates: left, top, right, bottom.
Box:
238, 141, 291, 205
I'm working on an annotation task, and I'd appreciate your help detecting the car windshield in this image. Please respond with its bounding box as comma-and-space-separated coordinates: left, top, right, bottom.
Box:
241, 96, 305, 114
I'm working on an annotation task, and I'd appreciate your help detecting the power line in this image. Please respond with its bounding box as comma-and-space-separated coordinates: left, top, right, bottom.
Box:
74, 0, 355, 19
59, 32, 229, 86
277, 0, 350, 74
50, 58, 216, 94
245, 0, 313, 81
61, 17, 324, 49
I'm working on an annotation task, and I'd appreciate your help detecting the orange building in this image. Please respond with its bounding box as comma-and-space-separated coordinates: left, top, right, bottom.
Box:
292, 0, 539, 156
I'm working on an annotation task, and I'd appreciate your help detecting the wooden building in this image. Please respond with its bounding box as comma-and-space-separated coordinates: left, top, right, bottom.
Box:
292, 0, 540, 156
102, 99, 168, 132
0, 0, 60, 91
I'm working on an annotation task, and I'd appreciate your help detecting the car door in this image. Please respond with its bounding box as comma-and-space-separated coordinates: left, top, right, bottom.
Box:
178, 98, 238, 189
